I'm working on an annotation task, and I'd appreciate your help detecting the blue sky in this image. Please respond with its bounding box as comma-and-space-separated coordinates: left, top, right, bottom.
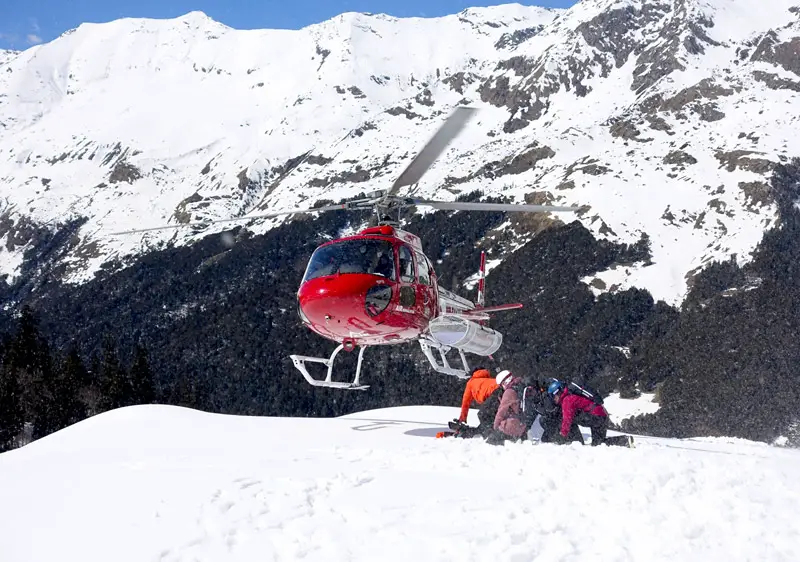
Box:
0, 0, 578, 50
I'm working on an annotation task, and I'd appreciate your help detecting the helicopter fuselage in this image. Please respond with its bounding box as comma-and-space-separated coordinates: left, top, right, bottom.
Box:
296, 225, 467, 349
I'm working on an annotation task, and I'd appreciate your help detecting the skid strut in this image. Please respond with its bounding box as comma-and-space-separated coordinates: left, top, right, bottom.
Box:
290, 344, 370, 390
419, 340, 471, 379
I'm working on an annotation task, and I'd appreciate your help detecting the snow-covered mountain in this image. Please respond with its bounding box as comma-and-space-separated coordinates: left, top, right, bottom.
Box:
0, 0, 798, 305
1, 403, 799, 562
0, 50, 18, 66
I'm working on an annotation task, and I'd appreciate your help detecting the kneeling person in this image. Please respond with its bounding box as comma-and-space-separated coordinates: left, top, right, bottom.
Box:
533, 384, 584, 444
450, 367, 502, 438
486, 370, 527, 445
549, 380, 615, 446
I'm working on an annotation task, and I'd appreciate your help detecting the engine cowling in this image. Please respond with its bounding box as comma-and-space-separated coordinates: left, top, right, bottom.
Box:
427, 315, 502, 356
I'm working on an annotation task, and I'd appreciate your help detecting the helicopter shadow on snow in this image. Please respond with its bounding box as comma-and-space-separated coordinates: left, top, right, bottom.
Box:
345, 418, 630, 442
344, 418, 448, 437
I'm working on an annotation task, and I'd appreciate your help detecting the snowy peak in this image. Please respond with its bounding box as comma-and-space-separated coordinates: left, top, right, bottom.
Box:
480, 0, 800, 129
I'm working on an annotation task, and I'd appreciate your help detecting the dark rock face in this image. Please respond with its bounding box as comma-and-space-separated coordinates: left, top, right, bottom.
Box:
305, 154, 333, 166
0, 216, 87, 296
477, 0, 721, 132
315, 44, 330, 70
414, 88, 434, 106
738, 181, 773, 207
352, 121, 377, 137
640, 79, 738, 123
347, 86, 366, 99
442, 72, 482, 94
609, 118, 642, 140
494, 25, 546, 50
631, 1, 718, 93
308, 167, 371, 187
444, 142, 555, 185
306, 153, 397, 189
752, 70, 800, 92
715, 150, 775, 174
563, 157, 610, 179
174, 193, 204, 224
578, 3, 670, 70
0, 213, 50, 252
385, 106, 421, 119
505, 145, 556, 173
664, 150, 697, 166
109, 161, 141, 184
751, 33, 800, 76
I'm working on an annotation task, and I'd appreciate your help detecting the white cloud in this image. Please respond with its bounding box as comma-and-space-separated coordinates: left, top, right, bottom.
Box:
26, 34, 42, 45
0, 32, 19, 48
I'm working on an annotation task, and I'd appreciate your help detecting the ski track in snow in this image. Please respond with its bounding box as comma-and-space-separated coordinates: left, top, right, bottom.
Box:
1, 404, 798, 562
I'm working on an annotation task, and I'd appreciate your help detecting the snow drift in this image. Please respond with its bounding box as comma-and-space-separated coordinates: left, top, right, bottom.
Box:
0, 403, 798, 561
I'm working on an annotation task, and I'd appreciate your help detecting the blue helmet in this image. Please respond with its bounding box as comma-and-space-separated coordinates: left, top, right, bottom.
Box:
547, 380, 565, 395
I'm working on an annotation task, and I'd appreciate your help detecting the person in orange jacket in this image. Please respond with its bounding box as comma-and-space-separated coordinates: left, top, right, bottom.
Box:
450, 367, 503, 438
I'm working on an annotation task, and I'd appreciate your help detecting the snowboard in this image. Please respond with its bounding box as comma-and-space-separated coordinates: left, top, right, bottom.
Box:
604, 435, 635, 448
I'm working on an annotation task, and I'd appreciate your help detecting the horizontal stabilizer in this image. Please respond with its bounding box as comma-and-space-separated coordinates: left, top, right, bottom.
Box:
474, 303, 523, 314
454, 312, 491, 321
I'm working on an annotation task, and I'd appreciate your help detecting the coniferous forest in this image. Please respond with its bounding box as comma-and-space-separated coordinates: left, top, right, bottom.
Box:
0, 307, 158, 451
1, 162, 799, 451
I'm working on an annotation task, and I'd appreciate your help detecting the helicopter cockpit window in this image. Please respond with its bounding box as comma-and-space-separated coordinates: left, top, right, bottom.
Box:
415, 251, 430, 285
303, 239, 396, 282
398, 245, 415, 283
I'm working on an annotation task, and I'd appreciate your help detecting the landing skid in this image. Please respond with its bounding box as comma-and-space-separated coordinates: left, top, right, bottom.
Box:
290, 344, 370, 390
419, 339, 471, 379
291, 339, 472, 390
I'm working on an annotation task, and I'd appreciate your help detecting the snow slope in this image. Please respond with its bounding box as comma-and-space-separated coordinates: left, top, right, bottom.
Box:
1, 404, 798, 561
0, 0, 799, 305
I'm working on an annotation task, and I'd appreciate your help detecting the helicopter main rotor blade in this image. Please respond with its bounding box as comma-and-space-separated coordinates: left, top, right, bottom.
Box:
409, 199, 581, 213
108, 202, 364, 235
388, 106, 478, 196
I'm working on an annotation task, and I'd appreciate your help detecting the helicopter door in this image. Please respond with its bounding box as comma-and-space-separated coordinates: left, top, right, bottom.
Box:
397, 244, 416, 310
414, 251, 435, 320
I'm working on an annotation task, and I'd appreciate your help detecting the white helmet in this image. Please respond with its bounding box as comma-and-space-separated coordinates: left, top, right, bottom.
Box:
495, 370, 512, 387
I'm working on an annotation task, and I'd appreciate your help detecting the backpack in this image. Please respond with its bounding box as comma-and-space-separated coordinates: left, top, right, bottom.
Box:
567, 381, 604, 405
514, 383, 546, 429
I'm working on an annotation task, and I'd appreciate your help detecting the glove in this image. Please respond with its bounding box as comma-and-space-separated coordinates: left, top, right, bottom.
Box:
449, 419, 466, 431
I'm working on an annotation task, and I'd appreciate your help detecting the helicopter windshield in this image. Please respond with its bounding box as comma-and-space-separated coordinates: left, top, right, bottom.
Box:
303, 239, 396, 282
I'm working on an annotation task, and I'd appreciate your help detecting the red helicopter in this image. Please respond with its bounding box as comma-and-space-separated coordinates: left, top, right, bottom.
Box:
113, 107, 579, 389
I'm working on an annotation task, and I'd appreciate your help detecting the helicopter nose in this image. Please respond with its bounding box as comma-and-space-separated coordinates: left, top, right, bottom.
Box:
297, 275, 393, 335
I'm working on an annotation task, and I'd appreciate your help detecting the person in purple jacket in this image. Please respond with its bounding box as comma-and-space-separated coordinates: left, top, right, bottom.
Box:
486, 370, 528, 445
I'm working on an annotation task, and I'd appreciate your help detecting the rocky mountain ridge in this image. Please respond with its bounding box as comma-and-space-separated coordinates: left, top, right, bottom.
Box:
0, 0, 799, 306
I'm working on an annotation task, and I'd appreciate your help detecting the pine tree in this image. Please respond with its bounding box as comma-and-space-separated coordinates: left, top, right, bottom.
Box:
168, 374, 210, 410
0, 363, 24, 451
129, 344, 156, 404
6, 306, 59, 439
99, 336, 132, 410
787, 419, 800, 448
48, 346, 89, 429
